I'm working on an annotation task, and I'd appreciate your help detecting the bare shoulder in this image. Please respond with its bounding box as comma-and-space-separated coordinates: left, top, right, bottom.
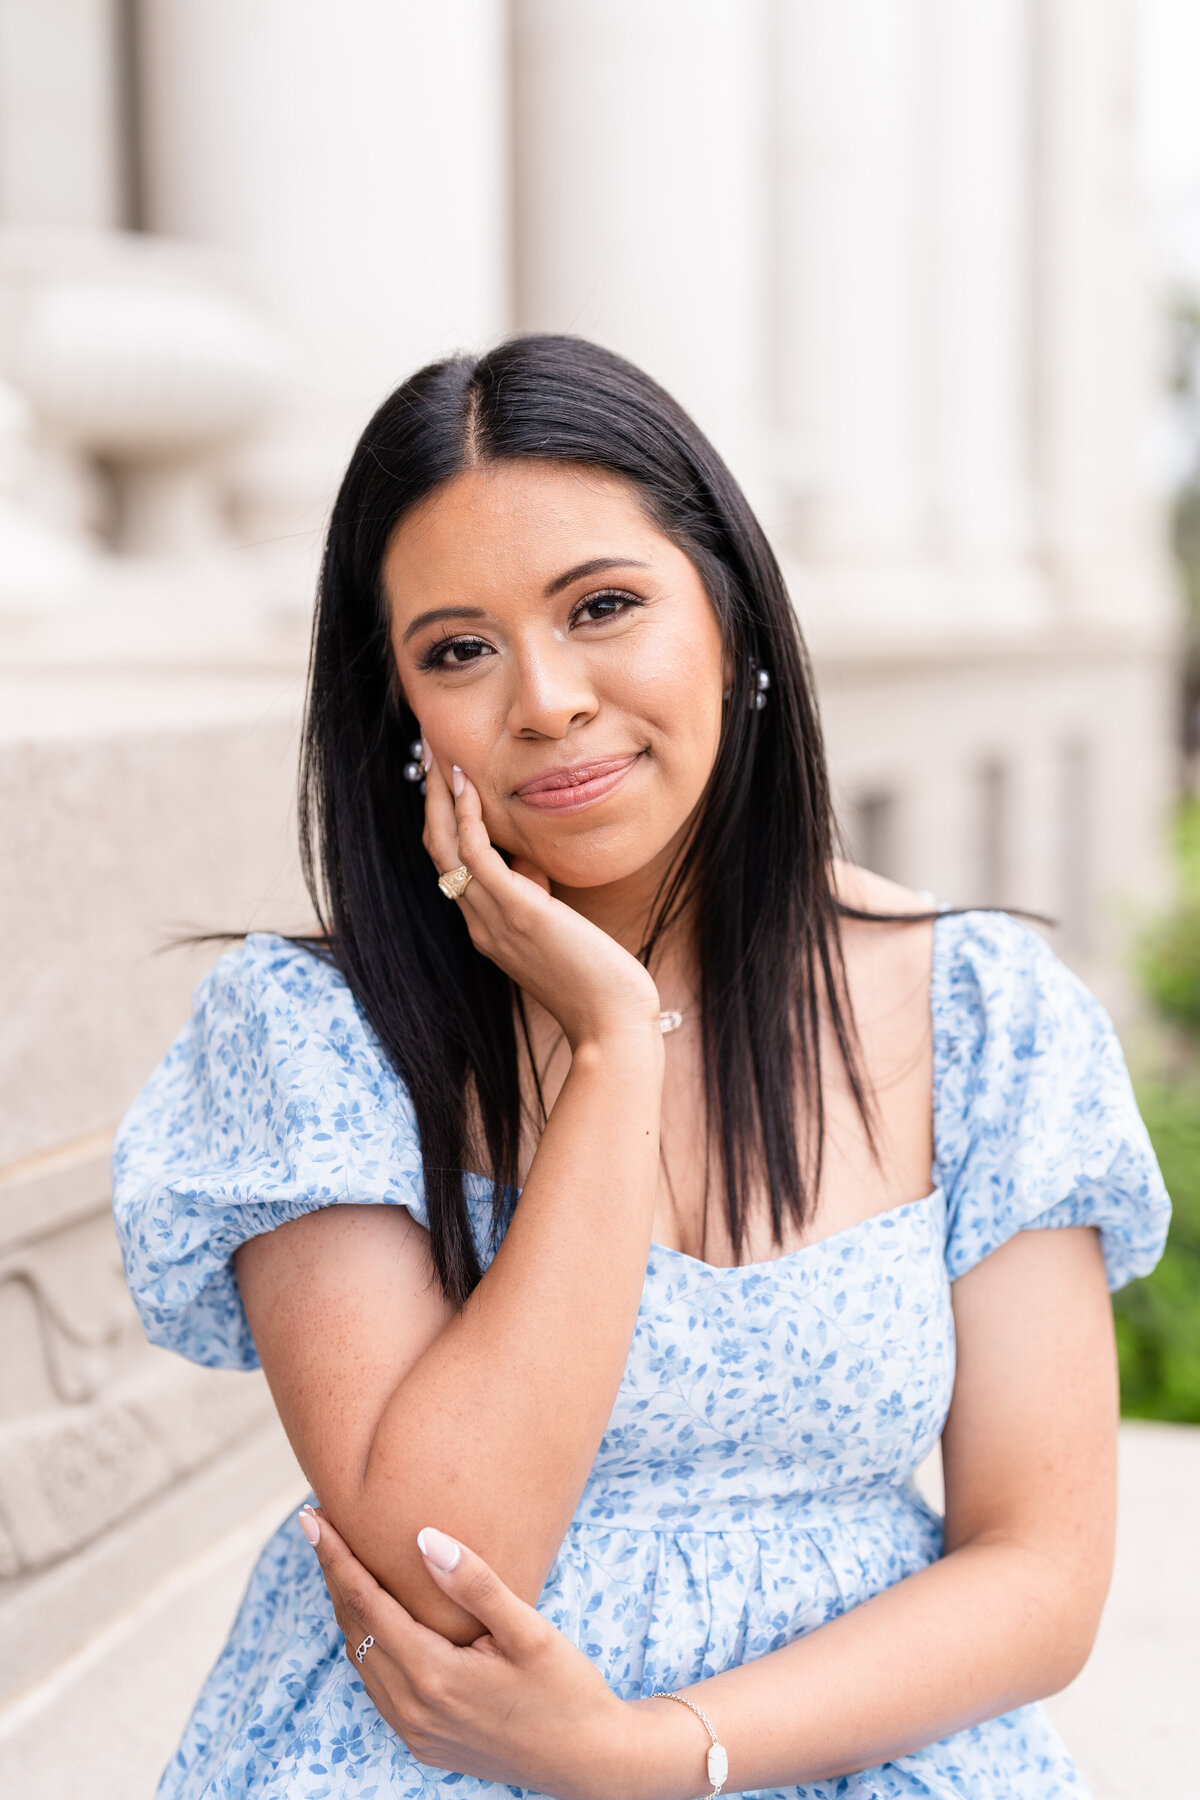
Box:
831, 858, 936, 920
829, 860, 937, 1019
818, 864, 935, 1200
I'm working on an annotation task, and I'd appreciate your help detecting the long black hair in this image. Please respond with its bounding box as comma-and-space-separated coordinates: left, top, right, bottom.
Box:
300, 334, 876, 1305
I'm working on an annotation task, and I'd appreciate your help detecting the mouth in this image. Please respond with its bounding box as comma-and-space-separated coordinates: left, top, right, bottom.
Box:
513, 752, 644, 814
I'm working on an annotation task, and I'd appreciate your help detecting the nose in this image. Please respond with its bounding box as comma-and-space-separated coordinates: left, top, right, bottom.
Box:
505, 637, 599, 740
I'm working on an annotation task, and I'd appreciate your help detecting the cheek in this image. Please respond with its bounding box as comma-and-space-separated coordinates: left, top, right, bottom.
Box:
413, 688, 495, 781
634, 652, 724, 786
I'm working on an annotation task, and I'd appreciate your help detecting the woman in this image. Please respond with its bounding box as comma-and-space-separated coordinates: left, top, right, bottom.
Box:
114, 336, 1170, 1800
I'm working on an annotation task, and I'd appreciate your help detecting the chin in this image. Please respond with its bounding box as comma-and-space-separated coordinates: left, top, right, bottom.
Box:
515, 825, 672, 890
548, 856, 656, 890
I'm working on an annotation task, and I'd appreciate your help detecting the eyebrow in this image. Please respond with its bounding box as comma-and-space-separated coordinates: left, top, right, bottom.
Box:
401, 605, 487, 645
544, 556, 651, 596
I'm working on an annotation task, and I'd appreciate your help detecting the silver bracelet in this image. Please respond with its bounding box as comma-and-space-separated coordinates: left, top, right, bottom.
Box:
650, 1691, 728, 1798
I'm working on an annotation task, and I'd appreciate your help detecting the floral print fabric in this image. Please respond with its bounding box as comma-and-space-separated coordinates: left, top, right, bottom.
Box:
112, 911, 1170, 1798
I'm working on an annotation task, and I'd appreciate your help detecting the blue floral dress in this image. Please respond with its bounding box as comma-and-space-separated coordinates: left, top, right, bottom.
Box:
113, 910, 1170, 1800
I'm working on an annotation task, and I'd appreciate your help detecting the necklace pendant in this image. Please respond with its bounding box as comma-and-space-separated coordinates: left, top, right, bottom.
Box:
658, 1009, 685, 1035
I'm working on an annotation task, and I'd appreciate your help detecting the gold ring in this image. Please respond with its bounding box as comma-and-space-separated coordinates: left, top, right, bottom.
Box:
437, 864, 473, 900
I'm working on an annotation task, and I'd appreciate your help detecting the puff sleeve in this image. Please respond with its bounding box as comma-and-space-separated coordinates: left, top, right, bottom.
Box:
112, 933, 431, 1371
933, 911, 1170, 1290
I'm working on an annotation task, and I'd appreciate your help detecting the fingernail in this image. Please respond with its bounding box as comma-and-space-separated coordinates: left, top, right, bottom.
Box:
298, 1506, 320, 1547
451, 766, 465, 798
417, 1526, 461, 1572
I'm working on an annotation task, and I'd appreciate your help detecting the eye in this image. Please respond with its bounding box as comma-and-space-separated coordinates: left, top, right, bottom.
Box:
417, 634, 495, 672
572, 588, 641, 626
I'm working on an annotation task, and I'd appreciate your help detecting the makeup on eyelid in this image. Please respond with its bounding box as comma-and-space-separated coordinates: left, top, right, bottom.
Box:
415, 589, 642, 672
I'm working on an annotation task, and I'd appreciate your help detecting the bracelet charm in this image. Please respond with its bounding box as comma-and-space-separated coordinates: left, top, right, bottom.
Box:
650, 1691, 728, 1799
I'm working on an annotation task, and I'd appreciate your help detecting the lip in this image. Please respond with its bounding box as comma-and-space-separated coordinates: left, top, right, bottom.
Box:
514, 752, 644, 813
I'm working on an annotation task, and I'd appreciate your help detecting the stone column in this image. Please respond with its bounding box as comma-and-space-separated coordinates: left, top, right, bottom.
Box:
925, 0, 1033, 568
134, 0, 509, 482
773, 0, 926, 562
133, 0, 510, 593
0, 0, 125, 228
1035, 0, 1158, 618
512, 0, 769, 506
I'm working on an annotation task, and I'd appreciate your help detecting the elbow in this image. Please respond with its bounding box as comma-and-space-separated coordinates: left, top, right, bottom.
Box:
323, 1477, 551, 1647
317, 1447, 490, 1643
321, 1438, 556, 1645
1036, 1603, 1103, 1697
959, 1529, 1110, 1702
1016, 1550, 1110, 1700
391, 1581, 489, 1648
326, 1506, 488, 1645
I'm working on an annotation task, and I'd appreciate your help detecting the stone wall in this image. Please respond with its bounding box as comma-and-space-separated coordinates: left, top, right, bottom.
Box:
0, 660, 311, 1702
812, 613, 1178, 1015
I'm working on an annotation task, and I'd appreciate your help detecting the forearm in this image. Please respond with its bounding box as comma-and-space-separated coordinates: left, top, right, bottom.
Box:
342, 1029, 664, 1633
626, 1539, 1095, 1797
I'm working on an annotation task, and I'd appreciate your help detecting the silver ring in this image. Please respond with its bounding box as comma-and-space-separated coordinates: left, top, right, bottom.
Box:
354, 1634, 374, 1665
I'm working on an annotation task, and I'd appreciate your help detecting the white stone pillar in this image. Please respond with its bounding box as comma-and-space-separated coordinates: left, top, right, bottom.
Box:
926, 0, 1032, 566
512, 0, 769, 505
1035, 0, 1157, 617
135, 0, 510, 408
773, 0, 926, 562
0, 0, 125, 228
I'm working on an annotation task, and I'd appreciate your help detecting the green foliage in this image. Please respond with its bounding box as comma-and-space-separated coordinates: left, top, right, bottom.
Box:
1168, 294, 1200, 759
1138, 905, 1200, 1032
1115, 303, 1200, 1420
1115, 1080, 1200, 1422
1172, 792, 1200, 898
1120, 800, 1200, 1422
1136, 799, 1200, 1033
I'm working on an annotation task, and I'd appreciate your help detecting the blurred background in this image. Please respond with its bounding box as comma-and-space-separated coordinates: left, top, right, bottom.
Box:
0, 3, 1197, 1795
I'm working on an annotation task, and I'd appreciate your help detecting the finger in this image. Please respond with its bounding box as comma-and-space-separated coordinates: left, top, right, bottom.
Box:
450, 769, 498, 876
425, 760, 551, 925
424, 757, 512, 909
421, 739, 463, 875
449, 772, 532, 905
416, 1528, 548, 1658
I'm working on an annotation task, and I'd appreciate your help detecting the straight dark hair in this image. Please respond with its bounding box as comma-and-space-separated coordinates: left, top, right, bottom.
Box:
300, 334, 877, 1306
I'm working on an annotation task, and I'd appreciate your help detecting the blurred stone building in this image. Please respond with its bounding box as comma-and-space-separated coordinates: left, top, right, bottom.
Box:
0, 0, 1177, 1717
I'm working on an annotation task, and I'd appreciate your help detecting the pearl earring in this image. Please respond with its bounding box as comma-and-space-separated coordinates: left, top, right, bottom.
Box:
723, 664, 771, 706
403, 739, 426, 792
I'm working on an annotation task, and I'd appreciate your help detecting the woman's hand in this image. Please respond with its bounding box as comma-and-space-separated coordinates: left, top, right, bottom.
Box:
420, 743, 661, 1052
306, 1506, 647, 1800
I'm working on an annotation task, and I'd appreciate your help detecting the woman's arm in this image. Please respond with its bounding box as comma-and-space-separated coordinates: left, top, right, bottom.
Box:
235, 764, 666, 1643
298, 1224, 1117, 1799
626, 1222, 1117, 1791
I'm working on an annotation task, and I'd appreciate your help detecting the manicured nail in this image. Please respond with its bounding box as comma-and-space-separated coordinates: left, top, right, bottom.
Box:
451, 766, 465, 798
298, 1506, 320, 1547
417, 1527, 461, 1572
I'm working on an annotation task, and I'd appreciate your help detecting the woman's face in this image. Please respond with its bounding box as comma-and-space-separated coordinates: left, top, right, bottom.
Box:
383, 459, 728, 890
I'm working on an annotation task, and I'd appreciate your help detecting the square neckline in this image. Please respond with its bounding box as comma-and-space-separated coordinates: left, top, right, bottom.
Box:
645, 1186, 944, 1276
